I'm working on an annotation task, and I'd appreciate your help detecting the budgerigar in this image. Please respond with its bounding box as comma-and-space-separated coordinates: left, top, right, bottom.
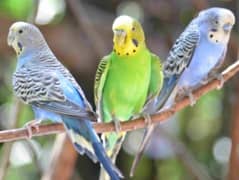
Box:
94, 15, 163, 180
8, 22, 123, 180
130, 7, 235, 176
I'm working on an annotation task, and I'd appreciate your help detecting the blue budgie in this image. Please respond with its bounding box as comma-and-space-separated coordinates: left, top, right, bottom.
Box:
8, 22, 123, 180
131, 7, 235, 176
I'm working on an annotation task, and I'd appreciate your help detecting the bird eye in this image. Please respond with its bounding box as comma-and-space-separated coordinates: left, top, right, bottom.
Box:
209, 34, 214, 38
215, 20, 219, 24
18, 29, 23, 34
132, 27, 135, 31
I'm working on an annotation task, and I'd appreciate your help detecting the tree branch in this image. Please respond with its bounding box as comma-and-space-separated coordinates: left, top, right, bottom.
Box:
0, 60, 239, 143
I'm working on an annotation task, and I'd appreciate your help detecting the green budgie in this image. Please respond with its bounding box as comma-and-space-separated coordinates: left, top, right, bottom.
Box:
94, 15, 163, 180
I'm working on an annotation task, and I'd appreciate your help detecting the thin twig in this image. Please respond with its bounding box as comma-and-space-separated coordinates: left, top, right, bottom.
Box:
67, 0, 108, 56
0, 100, 22, 179
155, 126, 213, 180
0, 60, 238, 143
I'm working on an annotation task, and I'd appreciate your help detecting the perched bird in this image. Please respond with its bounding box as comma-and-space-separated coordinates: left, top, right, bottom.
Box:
130, 7, 235, 176
94, 15, 163, 180
8, 22, 123, 180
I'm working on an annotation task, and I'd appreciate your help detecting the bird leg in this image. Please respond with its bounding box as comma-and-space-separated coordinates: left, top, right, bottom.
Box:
24, 119, 41, 138
208, 71, 224, 89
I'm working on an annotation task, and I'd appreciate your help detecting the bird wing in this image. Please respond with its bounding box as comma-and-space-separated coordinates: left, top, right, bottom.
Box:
155, 22, 200, 110
94, 55, 111, 122
13, 67, 95, 120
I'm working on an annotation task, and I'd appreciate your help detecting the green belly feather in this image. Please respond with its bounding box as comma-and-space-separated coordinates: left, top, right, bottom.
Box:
102, 49, 151, 123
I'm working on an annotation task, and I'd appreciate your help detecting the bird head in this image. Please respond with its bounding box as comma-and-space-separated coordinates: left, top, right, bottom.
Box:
8, 22, 46, 56
198, 7, 235, 44
112, 15, 145, 56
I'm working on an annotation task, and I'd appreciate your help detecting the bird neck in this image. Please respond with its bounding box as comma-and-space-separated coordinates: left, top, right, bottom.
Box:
16, 52, 33, 69
16, 45, 53, 69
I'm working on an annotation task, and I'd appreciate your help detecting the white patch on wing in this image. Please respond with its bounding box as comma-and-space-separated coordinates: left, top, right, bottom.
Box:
68, 129, 94, 153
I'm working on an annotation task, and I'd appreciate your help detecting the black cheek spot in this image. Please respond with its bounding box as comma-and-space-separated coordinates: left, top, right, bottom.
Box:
132, 38, 138, 47
17, 42, 23, 51
216, 40, 219, 43
132, 27, 135, 31
118, 53, 120, 55
126, 53, 129, 56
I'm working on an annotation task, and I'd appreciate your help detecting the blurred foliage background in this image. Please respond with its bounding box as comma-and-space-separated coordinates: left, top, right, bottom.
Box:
0, 0, 238, 180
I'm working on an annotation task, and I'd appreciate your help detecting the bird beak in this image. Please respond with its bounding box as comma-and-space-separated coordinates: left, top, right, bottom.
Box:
113, 29, 127, 46
7, 30, 15, 46
223, 23, 233, 33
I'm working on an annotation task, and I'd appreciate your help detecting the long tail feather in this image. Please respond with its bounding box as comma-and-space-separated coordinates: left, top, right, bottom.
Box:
93, 141, 124, 180
130, 125, 155, 177
62, 117, 123, 180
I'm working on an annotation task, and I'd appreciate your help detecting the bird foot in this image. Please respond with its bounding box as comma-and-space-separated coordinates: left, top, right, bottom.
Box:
215, 73, 224, 90
177, 87, 196, 106
113, 120, 122, 133
208, 71, 224, 89
200, 78, 208, 85
143, 114, 152, 126
188, 92, 196, 106
24, 120, 41, 138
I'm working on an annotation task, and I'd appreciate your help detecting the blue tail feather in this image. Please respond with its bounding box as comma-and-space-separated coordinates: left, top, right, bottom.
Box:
93, 142, 124, 180
154, 75, 179, 110
62, 117, 123, 180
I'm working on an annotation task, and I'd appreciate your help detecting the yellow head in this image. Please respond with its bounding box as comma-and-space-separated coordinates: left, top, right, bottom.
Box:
112, 15, 145, 56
